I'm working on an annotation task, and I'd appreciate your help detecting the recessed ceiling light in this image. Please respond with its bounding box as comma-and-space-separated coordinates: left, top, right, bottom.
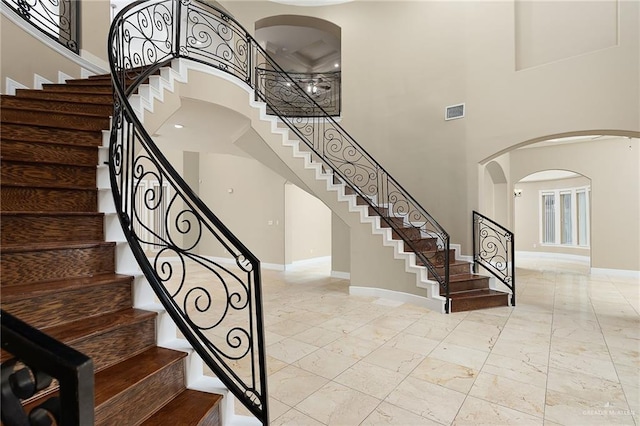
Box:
174, 124, 184, 129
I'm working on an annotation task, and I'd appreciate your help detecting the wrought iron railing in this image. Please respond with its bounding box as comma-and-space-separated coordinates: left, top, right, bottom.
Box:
258, 69, 341, 117
108, 0, 451, 420
2, 0, 79, 53
472, 211, 515, 306
1, 309, 94, 425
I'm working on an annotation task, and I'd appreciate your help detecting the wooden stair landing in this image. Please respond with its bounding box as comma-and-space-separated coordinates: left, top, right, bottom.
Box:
0, 77, 222, 424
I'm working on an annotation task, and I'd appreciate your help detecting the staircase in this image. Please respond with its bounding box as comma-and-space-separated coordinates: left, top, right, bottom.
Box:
0, 75, 223, 424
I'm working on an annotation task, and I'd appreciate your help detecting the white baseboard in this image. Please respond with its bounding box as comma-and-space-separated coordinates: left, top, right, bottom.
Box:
516, 251, 590, 263
284, 256, 330, 270
590, 268, 640, 279
331, 271, 350, 279
349, 286, 445, 313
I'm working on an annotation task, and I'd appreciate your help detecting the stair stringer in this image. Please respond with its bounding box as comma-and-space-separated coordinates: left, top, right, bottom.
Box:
172, 60, 447, 313
99, 62, 254, 426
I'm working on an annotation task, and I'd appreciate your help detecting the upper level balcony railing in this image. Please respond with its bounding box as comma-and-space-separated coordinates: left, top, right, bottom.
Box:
2, 0, 79, 53
258, 69, 341, 117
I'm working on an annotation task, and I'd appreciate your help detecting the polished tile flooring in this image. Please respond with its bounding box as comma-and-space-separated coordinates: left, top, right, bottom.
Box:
223, 257, 639, 425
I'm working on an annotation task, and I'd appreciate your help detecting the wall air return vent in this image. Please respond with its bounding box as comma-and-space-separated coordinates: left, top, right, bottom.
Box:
445, 103, 465, 121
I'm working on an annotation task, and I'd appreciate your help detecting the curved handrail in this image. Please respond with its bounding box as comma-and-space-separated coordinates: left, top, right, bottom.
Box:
108, 0, 451, 422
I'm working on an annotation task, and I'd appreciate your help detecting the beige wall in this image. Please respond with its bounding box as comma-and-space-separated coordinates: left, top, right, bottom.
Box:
514, 175, 592, 258
222, 0, 640, 267
509, 138, 640, 271
331, 213, 350, 275
1, 0, 110, 89
198, 152, 287, 265
284, 183, 331, 264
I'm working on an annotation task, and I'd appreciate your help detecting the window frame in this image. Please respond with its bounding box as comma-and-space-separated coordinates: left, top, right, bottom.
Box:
539, 186, 590, 248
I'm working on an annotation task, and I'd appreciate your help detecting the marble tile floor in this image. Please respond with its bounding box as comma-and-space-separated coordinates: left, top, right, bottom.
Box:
203, 257, 639, 425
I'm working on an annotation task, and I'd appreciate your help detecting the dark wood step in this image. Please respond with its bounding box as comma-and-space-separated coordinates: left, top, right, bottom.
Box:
0, 308, 156, 369
430, 261, 472, 278
449, 288, 510, 312
1, 241, 115, 286
140, 389, 222, 426
41, 83, 113, 93
15, 88, 113, 105
1, 95, 113, 116
0, 122, 104, 146
94, 347, 187, 425
1, 185, 97, 212
1, 160, 96, 188
391, 226, 422, 240
448, 273, 490, 292
1, 139, 98, 166
65, 78, 114, 87
1, 274, 133, 329
415, 248, 456, 266
1, 106, 110, 131
41, 308, 157, 371
368, 205, 389, 217
1, 212, 103, 244
403, 236, 438, 253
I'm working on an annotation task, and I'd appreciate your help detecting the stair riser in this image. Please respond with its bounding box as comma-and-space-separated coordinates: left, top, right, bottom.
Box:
1, 187, 97, 212
416, 249, 456, 266
95, 358, 185, 425
368, 206, 389, 217
65, 79, 115, 87
451, 294, 509, 312
1, 244, 115, 286
1, 96, 112, 116
1, 161, 96, 188
1, 140, 98, 166
1, 279, 132, 329
404, 238, 438, 253
15, 89, 113, 105
65, 317, 157, 372
448, 278, 491, 292
1, 214, 104, 244
42, 84, 113, 93
429, 263, 471, 278
392, 227, 422, 240
0, 123, 104, 146
379, 217, 405, 228
1, 108, 110, 131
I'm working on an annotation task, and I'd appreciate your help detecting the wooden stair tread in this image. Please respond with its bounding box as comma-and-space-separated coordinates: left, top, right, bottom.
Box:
0, 240, 114, 254
0, 123, 106, 146
41, 308, 156, 343
0, 181, 98, 191
1, 95, 113, 112
449, 288, 509, 298
0, 308, 156, 364
0, 211, 103, 216
14, 89, 113, 105
140, 389, 223, 426
1, 273, 133, 299
449, 273, 490, 283
0, 104, 111, 120
94, 347, 187, 406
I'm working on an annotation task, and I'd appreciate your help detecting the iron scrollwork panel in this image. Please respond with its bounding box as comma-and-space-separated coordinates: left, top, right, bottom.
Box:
4, 0, 79, 52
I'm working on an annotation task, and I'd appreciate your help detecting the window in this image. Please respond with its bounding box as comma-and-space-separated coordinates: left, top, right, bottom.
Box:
540, 186, 590, 247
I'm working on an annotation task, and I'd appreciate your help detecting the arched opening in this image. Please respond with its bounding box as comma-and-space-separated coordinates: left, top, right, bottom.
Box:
483, 131, 639, 275
254, 15, 342, 117
514, 169, 592, 274
483, 160, 509, 227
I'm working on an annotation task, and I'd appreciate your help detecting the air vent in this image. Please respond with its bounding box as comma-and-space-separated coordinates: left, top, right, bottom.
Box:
445, 103, 465, 121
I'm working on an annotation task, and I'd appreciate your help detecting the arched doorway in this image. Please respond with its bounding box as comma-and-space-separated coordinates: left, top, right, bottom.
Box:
483, 132, 639, 275
514, 169, 592, 272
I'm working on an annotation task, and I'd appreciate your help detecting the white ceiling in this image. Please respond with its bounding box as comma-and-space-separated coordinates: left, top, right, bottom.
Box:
256, 25, 340, 73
